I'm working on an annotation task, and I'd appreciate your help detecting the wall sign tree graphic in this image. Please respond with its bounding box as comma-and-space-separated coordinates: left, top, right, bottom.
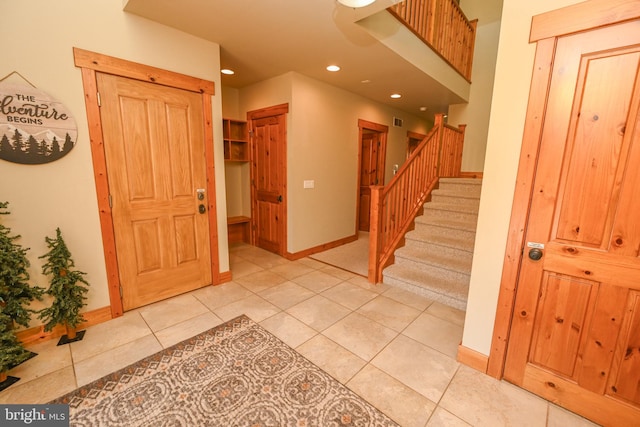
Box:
0, 80, 77, 165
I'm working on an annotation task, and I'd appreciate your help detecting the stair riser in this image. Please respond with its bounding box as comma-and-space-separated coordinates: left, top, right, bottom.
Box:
437, 183, 482, 197
394, 248, 473, 274
405, 233, 475, 254
382, 275, 467, 310
393, 257, 470, 283
430, 193, 480, 208
422, 207, 478, 224
412, 222, 477, 243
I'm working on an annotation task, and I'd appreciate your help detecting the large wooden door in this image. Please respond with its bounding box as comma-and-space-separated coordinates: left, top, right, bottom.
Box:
250, 106, 287, 255
97, 73, 212, 310
503, 17, 640, 426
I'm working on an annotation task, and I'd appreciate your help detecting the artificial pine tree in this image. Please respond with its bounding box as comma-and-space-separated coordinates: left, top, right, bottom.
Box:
0, 201, 44, 329
38, 228, 89, 340
0, 305, 31, 383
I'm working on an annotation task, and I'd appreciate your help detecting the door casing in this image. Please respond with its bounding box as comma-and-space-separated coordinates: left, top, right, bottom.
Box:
74, 48, 220, 318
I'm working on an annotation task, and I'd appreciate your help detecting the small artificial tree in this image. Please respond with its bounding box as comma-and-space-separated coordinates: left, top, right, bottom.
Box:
38, 228, 89, 340
0, 201, 44, 328
0, 304, 31, 382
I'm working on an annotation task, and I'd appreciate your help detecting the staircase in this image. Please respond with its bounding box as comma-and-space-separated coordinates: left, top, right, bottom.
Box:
382, 178, 482, 310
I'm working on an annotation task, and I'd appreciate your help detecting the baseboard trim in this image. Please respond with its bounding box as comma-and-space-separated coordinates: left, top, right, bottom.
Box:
17, 306, 113, 346
457, 344, 489, 373
459, 171, 483, 179
217, 270, 232, 284
284, 234, 359, 260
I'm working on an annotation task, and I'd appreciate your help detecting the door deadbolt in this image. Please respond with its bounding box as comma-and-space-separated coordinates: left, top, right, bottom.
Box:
528, 248, 543, 261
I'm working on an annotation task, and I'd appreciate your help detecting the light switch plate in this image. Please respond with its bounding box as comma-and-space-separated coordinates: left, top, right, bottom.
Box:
303, 180, 315, 189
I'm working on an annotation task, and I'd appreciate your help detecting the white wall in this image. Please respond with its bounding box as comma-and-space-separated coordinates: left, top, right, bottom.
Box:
0, 0, 228, 321
462, 0, 585, 355
236, 72, 430, 254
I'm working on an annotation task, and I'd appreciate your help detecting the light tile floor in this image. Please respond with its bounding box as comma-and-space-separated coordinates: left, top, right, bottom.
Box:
1, 244, 600, 426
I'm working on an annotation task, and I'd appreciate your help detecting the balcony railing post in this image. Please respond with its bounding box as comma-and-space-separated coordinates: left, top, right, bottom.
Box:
433, 113, 444, 177
368, 185, 384, 283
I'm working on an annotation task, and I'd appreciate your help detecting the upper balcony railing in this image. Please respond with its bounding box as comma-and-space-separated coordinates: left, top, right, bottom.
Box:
387, 0, 477, 81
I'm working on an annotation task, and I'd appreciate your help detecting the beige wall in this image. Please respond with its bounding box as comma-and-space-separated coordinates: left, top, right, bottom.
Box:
448, 0, 502, 172
234, 72, 430, 253
462, 0, 585, 355
0, 0, 228, 322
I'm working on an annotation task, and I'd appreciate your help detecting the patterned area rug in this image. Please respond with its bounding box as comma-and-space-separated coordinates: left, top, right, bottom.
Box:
51, 315, 399, 426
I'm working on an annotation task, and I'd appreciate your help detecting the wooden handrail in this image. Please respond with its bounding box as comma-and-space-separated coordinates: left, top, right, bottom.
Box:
387, 0, 477, 81
368, 113, 465, 283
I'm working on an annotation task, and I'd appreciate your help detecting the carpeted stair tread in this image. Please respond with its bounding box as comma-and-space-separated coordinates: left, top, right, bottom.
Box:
405, 228, 475, 252
431, 188, 481, 200
423, 201, 479, 214
414, 215, 478, 232
383, 264, 468, 310
394, 245, 473, 274
439, 177, 482, 185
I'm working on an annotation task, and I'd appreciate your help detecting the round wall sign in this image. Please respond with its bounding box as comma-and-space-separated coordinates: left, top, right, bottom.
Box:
0, 81, 78, 165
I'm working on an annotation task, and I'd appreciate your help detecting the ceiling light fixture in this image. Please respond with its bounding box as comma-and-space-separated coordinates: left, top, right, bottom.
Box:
326, 65, 341, 72
337, 0, 376, 8
221, 69, 235, 75
390, 93, 401, 99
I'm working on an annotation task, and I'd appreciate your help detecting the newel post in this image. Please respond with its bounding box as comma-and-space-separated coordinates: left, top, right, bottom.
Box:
368, 185, 384, 283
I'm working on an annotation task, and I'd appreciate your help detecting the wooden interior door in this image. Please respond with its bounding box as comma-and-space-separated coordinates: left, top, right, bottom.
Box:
503, 19, 640, 426
358, 132, 380, 232
97, 73, 212, 310
358, 123, 387, 232
250, 108, 287, 255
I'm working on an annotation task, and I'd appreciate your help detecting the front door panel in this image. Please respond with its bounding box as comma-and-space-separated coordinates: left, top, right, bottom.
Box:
98, 73, 211, 310
504, 20, 640, 425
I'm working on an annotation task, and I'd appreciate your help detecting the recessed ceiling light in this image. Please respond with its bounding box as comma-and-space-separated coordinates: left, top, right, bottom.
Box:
419, 106, 427, 111
390, 93, 401, 99
361, 79, 371, 84
326, 65, 341, 72
221, 69, 235, 75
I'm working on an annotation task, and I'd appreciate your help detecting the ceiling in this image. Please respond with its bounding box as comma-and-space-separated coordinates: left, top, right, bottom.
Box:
123, 0, 492, 119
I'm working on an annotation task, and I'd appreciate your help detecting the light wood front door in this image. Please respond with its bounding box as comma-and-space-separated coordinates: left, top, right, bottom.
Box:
503, 18, 640, 426
250, 106, 287, 255
97, 73, 212, 310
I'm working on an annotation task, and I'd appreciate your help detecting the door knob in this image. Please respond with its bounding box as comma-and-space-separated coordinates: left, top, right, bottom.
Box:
528, 248, 543, 261
198, 204, 206, 214
277, 195, 283, 203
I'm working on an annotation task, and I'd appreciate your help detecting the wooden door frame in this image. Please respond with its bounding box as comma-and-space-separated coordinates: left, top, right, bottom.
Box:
247, 103, 289, 256
73, 48, 220, 318
486, 0, 640, 379
355, 119, 388, 232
